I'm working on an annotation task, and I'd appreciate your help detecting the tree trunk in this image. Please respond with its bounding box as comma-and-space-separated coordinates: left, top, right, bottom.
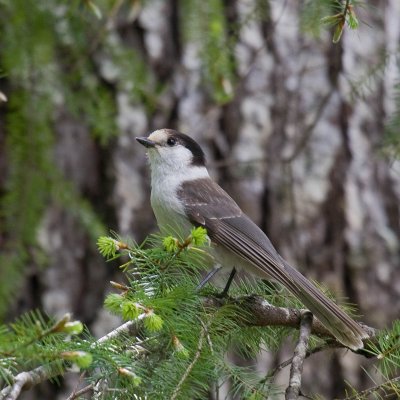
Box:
1, 0, 399, 398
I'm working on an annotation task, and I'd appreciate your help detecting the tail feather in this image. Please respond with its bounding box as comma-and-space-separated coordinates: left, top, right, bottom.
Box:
281, 260, 368, 350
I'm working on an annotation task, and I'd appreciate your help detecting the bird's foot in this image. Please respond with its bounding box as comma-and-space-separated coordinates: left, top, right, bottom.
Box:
196, 265, 222, 291
215, 267, 237, 298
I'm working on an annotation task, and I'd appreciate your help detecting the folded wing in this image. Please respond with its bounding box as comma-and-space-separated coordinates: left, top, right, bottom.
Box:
178, 178, 367, 350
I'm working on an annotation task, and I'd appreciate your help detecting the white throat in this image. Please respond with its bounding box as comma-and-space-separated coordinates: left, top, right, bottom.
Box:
148, 152, 209, 237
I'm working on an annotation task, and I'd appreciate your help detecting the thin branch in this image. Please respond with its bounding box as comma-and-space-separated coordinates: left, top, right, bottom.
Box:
209, 90, 334, 170
283, 91, 334, 163
0, 366, 59, 400
265, 342, 340, 382
285, 311, 313, 400
170, 327, 206, 400
65, 371, 87, 400
0, 320, 140, 400
198, 318, 214, 355
208, 156, 268, 169
341, 376, 400, 400
343, 0, 351, 19
203, 295, 376, 348
65, 383, 94, 400
95, 320, 137, 344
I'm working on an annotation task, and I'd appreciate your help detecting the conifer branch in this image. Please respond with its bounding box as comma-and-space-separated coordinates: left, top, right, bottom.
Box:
0, 365, 57, 400
0, 296, 379, 399
285, 311, 313, 400
170, 326, 206, 400
341, 376, 400, 400
0, 321, 140, 400
203, 294, 377, 349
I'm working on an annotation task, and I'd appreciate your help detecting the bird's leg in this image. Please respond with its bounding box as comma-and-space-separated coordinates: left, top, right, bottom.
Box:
217, 267, 237, 298
196, 265, 222, 291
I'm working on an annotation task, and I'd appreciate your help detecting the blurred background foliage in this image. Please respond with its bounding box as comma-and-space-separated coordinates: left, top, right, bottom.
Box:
0, 0, 255, 318
0, 0, 399, 397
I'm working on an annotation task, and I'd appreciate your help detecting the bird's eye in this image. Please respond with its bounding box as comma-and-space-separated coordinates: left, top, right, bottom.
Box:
167, 137, 177, 146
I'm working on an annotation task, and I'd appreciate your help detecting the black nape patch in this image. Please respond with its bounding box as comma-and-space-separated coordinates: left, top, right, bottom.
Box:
165, 129, 206, 166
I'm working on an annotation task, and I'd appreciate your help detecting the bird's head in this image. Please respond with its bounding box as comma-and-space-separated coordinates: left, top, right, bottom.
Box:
136, 129, 206, 173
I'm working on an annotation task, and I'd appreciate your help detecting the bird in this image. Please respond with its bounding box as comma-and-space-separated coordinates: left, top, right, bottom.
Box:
136, 128, 368, 350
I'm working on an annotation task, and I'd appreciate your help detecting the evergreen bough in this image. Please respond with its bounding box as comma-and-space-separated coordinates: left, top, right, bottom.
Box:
1, 228, 399, 399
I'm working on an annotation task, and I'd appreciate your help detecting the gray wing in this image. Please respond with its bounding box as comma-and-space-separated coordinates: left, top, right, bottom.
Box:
178, 178, 367, 350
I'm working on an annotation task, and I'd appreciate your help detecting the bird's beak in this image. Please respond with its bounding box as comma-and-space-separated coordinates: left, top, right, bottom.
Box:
136, 137, 156, 148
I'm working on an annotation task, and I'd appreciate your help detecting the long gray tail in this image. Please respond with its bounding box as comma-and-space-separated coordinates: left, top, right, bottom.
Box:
280, 260, 368, 350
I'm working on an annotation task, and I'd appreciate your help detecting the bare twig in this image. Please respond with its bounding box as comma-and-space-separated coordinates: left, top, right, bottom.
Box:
343, 0, 351, 19
285, 311, 313, 400
283, 91, 333, 163
66, 383, 94, 400
208, 90, 334, 170
65, 371, 87, 400
0, 366, 59, 400
0, 90, 7, 102
265, 342, 339, 383
95, 320, 137, 344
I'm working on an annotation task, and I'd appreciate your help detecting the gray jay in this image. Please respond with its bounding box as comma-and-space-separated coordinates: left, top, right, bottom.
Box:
136, 129, 368, 350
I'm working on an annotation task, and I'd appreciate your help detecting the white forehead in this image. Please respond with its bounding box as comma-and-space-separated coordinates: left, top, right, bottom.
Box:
148, 129, 169, 143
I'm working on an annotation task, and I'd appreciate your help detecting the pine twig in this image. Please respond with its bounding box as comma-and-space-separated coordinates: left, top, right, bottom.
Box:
343, 0, 351, 18
203, 295, 376, 348
341, 376, 400, 400
285, 311, 313, 400
0, 366, 57, 400
170, 326, 206, 400
0, 321, 139, 400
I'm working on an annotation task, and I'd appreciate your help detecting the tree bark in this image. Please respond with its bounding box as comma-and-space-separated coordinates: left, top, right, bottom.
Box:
2, 0, 399, 398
